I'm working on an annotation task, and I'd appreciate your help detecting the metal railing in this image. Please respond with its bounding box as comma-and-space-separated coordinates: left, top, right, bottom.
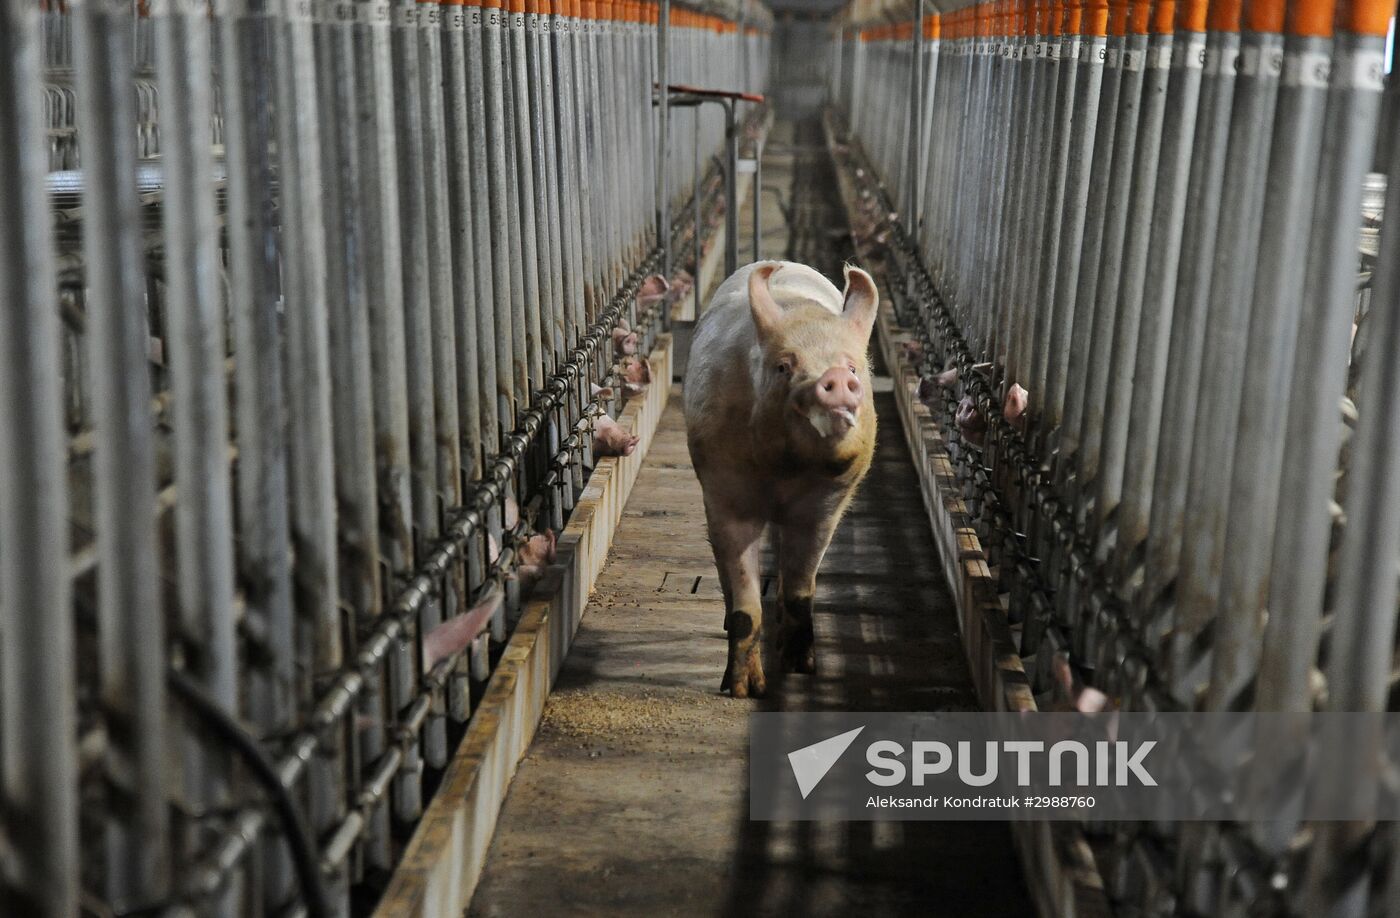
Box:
0, 0, 768, 914
831, 0, 1398, 912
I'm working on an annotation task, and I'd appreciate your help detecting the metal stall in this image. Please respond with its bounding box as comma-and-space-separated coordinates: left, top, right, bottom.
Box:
831, 0, 1398, 911
0, 0, 768, 913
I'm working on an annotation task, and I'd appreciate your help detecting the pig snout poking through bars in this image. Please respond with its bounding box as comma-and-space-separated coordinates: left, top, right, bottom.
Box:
683, 261, 879, 698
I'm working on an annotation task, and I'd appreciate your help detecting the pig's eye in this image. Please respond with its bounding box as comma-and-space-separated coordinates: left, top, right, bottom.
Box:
775, 360, 793, 375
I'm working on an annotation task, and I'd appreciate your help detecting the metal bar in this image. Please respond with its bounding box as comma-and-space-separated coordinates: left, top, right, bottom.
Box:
154, 0, 242, 909
1257, 5, 1389, 715
1139, 0, 1241, 610
71, 0, 170, 908
390, 0, 435, 823
443, 0, 483, 481
725, 97, 738, 275
1169, 0, 1284, 703
0, 0, 78, 912
658, 0, 670, 276
1206, 5, 1334, 711
1107, 0, 1206, 609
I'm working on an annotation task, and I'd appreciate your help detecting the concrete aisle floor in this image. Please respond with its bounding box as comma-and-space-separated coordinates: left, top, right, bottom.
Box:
467, 119, 1032, 918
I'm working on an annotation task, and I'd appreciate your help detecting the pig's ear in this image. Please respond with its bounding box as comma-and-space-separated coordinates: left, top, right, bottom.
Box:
841, 265, 879, 340
748, 263, 783, 342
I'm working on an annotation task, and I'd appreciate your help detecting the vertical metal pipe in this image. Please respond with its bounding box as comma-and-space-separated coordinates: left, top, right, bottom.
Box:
358, 0, 415, 584
910, 0, 926, 239
1169, 0, 1284, 702
226, 0, 315, 896
918, 13, 941, 236
484, 0, 516, 438
443, 0, 484, 476
391, 0, 436, 820
1256, 4, 1389, 714
500, 0, 529, 412
1091, 0, 1174, 566
0, 0, 77, 911
154, 0, 241, 907
1293, 10, 1394, 716
1056, 0, 1122, 483
276, 0, 341, 751
1009, 0, 1050, 388
419, 0, 458, 768
1043, 0, 1107, 434
573, 0, 600, 317
659, 0, 670, 276
71, 0, 169, 907
1206, 0, 1335, 710
725, 98, 738, 276
753, 124, 762, 263
468, 0, 502, 458
510, 0, 544, 393
1106, 0, 1207, 604
1301, 20, 1400, 915
444, 0, 489, 709
1023, 0, 1067, 424
1069, 0, 1149, 548
554, 0, 585, 352
271, 19, 344, 893
1139, 0, 1241, 609
525, 0, 559, 381
596, 1, 623, 294
225, 0, 299, 733
314, 5, 376, 905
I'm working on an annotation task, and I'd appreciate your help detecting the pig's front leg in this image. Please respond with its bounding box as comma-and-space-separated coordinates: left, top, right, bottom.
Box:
705, 506, 767, 698
776, 511, 843, 675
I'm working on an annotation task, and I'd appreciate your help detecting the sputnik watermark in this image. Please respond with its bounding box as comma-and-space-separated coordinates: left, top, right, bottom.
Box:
786, 726, 864, 798
863, 739, 1156, 787
750, 712, 1400, 821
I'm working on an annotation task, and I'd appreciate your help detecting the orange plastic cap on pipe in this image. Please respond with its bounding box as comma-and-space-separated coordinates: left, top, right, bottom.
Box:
1243, 0, 1287, 32
1175, 0, 1208, 30
1207, 0, 1244, 30
1287, 0, 1338, 35
1336, 0, 1395, 34
1062, 0, 1083, 37
1128, 0, 1153, 32
1083, 0, 1110, 34
1107, 0, 1130, 34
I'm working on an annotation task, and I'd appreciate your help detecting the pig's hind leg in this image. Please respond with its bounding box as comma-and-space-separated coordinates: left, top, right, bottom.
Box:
704, 505, 768, 699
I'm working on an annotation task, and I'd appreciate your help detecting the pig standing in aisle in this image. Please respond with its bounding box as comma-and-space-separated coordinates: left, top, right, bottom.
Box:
684, 261, 879, 697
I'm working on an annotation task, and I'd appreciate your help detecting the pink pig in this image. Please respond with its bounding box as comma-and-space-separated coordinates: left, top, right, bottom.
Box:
512, 529, 557, 597
422, 587, 504, 670
956, 395, 986, 447
612, 318, 638, 357
593, 414, 639, 457
1003, 383, 1028, 431
637, 273, 670, 308
617, 355, 651, 396
683, 261, 880, 697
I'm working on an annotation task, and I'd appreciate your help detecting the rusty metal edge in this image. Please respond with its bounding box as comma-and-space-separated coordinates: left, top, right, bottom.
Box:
374, 336, 674, 918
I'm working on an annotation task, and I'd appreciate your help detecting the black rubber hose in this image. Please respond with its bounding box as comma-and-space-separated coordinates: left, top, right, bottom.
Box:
166, 667, 333, 918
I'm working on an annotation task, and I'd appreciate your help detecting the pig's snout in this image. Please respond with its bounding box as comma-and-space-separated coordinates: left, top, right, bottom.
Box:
803, 366, 862, 438
814, 367, 862, 413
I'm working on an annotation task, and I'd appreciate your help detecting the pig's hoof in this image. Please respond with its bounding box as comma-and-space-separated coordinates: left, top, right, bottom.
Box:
779, 626, 816, 674
720, 651, 767, 698
781, 641, 816, 675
